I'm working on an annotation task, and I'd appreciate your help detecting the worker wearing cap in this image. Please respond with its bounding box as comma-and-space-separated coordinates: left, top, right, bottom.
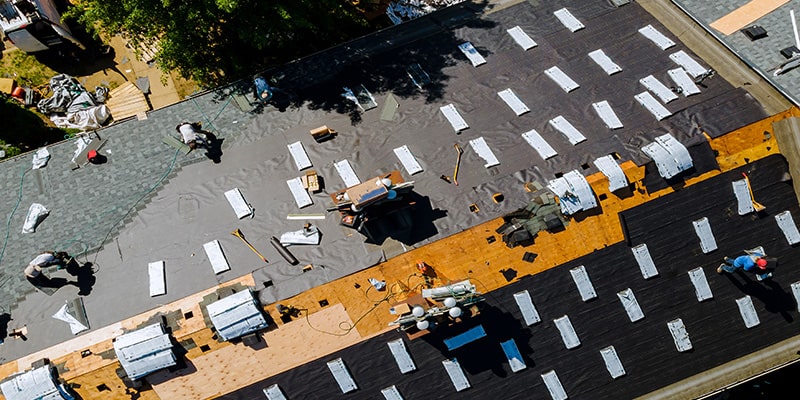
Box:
717, 253, 767, 274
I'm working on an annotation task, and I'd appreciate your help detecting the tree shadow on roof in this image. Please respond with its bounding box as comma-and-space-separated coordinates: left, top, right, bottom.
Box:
211, 1, 496, 124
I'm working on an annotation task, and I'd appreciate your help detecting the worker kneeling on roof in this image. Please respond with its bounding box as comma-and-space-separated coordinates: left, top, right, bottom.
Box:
24, 251, 69, 282
176, 122, 211, 150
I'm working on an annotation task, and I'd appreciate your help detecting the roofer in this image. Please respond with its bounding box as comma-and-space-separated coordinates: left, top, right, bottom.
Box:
717, 252, 767, 274
176, 122, 211, 150
24, 251, 68, 281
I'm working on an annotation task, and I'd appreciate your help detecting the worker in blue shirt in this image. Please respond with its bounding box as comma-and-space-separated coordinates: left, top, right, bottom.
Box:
717, 253, 767, 274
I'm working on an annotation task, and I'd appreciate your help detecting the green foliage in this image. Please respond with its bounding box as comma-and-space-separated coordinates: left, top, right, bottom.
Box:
0, 97, 66, 155
0, 51, 59, 87
65, 0, 378, 87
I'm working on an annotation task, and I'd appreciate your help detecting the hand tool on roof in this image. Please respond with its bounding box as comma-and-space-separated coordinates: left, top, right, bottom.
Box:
269, 236, 298, 265
231, 229, 268, 263
453, 143, 464, 186
742, 172, 766, 212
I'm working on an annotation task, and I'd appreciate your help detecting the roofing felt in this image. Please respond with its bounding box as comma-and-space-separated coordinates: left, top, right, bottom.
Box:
674, 0, 800, 105
219, 153, 800, 400
0, 0, 767, 361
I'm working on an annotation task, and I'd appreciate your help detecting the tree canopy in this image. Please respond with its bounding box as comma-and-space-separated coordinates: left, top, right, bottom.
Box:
66, 0, 379, 87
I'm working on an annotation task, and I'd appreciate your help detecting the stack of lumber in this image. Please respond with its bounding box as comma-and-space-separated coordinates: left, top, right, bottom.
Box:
106, 82, 150, 121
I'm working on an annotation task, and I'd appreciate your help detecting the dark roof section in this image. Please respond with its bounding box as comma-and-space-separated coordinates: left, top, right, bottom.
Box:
219, 154, 800, 400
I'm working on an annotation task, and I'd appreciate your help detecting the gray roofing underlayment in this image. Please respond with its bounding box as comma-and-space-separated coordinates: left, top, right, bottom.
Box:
0, 0, 771, 366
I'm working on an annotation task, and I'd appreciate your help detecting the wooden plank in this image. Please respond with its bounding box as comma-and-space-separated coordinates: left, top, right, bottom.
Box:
107, 82, 150, 121
710, 0, 790, 35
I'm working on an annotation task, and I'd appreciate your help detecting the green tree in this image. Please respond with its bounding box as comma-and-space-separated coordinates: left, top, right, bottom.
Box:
66, 0, 377, 87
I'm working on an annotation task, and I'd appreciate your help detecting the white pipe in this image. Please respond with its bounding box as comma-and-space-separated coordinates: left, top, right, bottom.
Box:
791, 10, 800, 49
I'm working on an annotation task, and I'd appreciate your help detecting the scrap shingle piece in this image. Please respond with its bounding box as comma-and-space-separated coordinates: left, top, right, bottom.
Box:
287, 141, 312, 171
393, 145, 423, 175
588, 49, 622, 75
513, 290, 541, 326
387, 339, 416, 374
548, 115, 586, 145
262, 384, 287, 400
736, 295, 760, 328
617, 288, 645, 322
667, 318, 692, 352
669, 50, 710, 78
224, 188, 254, 219
521, 129, 557, 160
638, 24, 675, 50
775, 210, 800, 245
334, 159, 361, 187
506, 26, 537, 50
553, 8, 584, 32
631, 243, 659, 279
593, 155, 628, 192
458, 42, 486, 67
591, 101, 623, 130
203, 239, 230, 274
554, 315, 580, 349
381, 385, 404, 400
497, 88, 530, 116
440, 104, 469, 132
570, 265, 597, 301
327, 358, 358, 394
469, 137, 500, 168
544, 66, 580, 93
286, 177, 313, 209
442, 358, 470, 392
148, 261, 166, 297
692, 217, 718, 253
732, 179, 756, 215
668, 68, 701, 96
640, 75, 678, 103
688, 267, 713, 302
791, 282, 800, 313
541, 370, 568, 400
635, 91, 672, 120
600, 346, 626, 379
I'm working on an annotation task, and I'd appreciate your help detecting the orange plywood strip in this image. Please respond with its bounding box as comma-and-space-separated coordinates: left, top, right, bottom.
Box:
710, 0, 790, 35
149, 304, 362, 399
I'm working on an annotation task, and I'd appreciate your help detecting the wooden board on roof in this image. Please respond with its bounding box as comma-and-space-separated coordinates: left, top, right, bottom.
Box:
106, 82, 150, 122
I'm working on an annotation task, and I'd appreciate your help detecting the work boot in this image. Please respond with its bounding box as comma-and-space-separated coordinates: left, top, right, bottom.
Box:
717, 264, 724, 274
723, 257, 733, 263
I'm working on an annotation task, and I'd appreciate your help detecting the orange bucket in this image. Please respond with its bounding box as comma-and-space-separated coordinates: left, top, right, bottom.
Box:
11, 86, 24, 99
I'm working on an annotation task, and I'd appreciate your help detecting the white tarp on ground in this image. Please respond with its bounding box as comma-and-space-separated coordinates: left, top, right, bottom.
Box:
50, 105, 110, 131
37, 74, 110, 131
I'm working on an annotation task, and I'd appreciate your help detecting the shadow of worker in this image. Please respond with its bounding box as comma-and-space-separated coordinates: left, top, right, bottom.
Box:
200, 130, 223, 164
66, 261, 97, 296
0, 313, 10, 343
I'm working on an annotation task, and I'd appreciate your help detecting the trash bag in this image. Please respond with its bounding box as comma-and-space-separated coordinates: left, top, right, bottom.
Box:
92, 86, 109, 103
36, 74, 100, 115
